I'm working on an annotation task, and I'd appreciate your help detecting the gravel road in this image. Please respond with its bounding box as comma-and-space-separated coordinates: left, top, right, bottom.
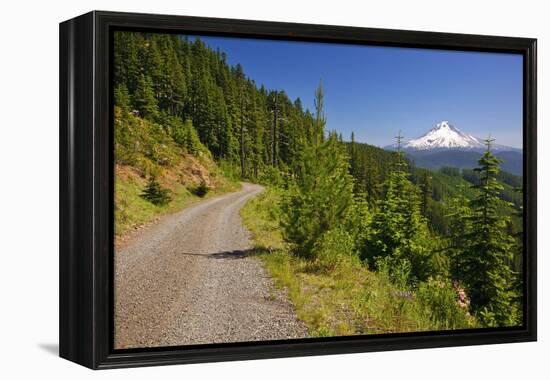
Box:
114, 183, 308, 349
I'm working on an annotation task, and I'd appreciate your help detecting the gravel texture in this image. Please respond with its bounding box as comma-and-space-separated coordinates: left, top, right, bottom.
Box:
114, 183, 308, 349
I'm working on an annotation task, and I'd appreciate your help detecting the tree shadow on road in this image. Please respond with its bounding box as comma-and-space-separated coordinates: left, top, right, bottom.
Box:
178, 249, 255, 260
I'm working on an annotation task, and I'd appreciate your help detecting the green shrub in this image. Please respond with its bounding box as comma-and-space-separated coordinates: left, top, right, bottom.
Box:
141, 176, 171, 206
190, 181, 209, 197
312, 227, 358, 271
259, 166, 284, 187
416, 278, 475, 330
375, 255, 413, 290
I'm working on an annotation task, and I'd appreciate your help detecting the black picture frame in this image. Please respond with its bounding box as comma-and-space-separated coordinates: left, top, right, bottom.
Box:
59, 10, 537, 369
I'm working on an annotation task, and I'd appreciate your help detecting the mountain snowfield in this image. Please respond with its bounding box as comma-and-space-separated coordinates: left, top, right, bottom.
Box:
403, 121, 484, 150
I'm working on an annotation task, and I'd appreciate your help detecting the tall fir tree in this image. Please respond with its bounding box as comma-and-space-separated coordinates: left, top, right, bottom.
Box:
281, 132, 355, 258
419, 171, 433, 219
114, 84, 131, 114
313, 81, 326, 146
133, 74, 159, 120
365, 133, 433, 283
350, 131, 358, 178
445, 184, 473, 281
457, 138, 520, 326
280, 86, 353, 258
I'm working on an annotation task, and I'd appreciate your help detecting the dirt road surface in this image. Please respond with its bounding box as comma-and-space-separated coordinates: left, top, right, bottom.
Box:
114, 183, 308, 349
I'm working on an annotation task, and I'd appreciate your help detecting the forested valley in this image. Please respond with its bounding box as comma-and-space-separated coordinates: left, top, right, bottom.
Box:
114, 31, 523, 334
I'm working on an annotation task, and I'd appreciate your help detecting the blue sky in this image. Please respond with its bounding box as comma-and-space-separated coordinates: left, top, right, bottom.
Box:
192, 35, 523, 148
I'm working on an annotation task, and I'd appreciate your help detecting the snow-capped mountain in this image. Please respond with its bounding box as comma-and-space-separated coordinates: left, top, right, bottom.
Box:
403, 121, 484, 150
386, 121, 521, 153
383, 121, 523, 175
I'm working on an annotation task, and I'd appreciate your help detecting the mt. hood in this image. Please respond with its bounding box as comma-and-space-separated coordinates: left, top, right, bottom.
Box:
403, 121, 484, 150
386, 121, 520, 153
383, 121, 522, 175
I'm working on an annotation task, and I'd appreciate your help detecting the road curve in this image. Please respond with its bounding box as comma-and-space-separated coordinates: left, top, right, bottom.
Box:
114, 183, 308, 349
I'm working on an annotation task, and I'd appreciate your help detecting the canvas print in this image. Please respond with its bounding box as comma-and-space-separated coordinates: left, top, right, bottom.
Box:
113, 31, 524, 349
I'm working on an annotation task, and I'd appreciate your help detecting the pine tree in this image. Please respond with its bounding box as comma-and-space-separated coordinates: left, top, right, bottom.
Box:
420, 171, 433, 218
134, 75, 159, 120
267, 91, 279, 167
280, 85, 353, 258
365, 132, 433, 283
166, 48, 187, 116
281, 132, 355, 258
141, 176, 171, 206
313, 81, 326, 146
350, 131, 358, 178
237, 72, 248, 177
172, 118, 203, 155
364, 151, 381, 205
249, 92, 267, 178
143, 37, 166, 102
445, 184, 472, 281
458, 138, 520, 326
113, 32, 141, 95
114, 83, 131, 113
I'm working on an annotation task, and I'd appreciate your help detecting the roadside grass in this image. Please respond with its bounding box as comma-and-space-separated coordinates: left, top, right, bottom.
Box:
115, 163, 240, 241
241, 187, 477, 337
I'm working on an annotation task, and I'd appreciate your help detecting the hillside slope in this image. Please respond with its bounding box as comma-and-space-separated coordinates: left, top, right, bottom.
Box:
114, 107, 238, 241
